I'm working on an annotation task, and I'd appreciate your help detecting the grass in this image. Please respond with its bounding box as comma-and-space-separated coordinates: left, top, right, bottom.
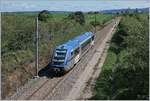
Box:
85, 14, 113, 24
118, 49, 127, 63
91, 50, 117, 100
102, 51, 117, 70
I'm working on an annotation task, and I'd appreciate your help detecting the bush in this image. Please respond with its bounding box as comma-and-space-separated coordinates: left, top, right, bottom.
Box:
38, 10, 52, 22
90, 21, 100, 27
67, 11, 85, 25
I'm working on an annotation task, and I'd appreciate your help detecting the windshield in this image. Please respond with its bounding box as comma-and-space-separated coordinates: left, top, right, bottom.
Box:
52, 49, 67, 65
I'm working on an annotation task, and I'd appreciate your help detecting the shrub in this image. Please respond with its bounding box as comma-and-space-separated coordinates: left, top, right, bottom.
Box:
67, 11, 85, 25
38, 10, 52, 22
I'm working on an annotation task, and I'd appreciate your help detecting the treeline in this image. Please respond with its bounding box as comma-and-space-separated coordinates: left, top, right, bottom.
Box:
91, 13, 149, 100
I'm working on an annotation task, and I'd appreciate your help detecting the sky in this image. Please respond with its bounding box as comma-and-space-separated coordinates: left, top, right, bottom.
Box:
0, 0, 149, 12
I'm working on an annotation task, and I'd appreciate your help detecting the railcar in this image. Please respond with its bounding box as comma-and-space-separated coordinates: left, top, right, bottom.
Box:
50, 32, 94, 73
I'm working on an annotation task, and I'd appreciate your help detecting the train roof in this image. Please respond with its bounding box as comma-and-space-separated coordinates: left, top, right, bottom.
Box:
56, 32, 94, 51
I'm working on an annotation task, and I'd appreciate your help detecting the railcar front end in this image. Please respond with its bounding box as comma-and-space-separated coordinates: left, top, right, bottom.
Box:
50, 32, 95, 73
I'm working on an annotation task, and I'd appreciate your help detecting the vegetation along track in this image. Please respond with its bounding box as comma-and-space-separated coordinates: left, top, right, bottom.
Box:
8, 18, 120, 100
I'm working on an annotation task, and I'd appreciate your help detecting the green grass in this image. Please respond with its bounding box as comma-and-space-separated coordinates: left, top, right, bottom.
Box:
2, 12, 39, 16
102, 51, 117, 70
85, 14, 113, 24
91, 50, 117, 100
52, 13, 69, 21
118, 50, 127, 63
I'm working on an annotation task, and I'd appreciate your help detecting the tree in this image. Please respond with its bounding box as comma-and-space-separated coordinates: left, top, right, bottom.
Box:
91, 14, 149, 100
67, 11, 85, 25
38, 10, 52, 22
113, 14, 149, 100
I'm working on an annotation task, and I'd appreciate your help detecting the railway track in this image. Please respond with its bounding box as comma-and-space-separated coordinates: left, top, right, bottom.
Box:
14, 38, 93, 100
25, 43, 93, 100
26, 77, 62, 100
8, 18, 120, 100
44, 19, 119, 100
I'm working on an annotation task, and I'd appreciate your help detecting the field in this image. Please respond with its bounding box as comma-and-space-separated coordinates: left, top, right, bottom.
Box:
1, 12, 112, 98
91, 13, 149, 100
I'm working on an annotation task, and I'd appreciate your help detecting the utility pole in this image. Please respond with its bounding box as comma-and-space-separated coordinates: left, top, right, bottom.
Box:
35, 16, 39, 78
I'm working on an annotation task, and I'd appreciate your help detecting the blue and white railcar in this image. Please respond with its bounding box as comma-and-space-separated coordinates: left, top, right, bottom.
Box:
51, 32, 94, 72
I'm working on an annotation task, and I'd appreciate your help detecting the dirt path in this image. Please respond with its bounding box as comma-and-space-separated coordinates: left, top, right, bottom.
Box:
7, 18, 120, 100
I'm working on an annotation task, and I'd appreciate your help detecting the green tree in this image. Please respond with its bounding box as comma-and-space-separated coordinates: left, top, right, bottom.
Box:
68, 11, 85, 25
91, 14, 149, 100
38, 10, 52, 22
